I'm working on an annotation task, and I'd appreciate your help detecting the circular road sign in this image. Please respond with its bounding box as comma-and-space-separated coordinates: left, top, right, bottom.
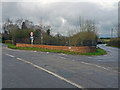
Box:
30, 32, 33, 36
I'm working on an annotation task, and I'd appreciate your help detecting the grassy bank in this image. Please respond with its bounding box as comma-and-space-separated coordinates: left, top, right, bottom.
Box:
107, 38, 120, 48
4, 43, 107, 56
106, 44, 120, 48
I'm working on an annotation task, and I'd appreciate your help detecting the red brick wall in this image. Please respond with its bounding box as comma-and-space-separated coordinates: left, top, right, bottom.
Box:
16, 43, 96, 53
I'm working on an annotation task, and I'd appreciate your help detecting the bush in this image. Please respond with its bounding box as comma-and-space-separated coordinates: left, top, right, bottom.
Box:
5, 40, 12, 44
107, 38, 120, 48
69, 31, 98, 46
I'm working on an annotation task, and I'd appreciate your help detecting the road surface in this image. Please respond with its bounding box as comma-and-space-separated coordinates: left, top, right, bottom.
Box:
2, 44, 119, 88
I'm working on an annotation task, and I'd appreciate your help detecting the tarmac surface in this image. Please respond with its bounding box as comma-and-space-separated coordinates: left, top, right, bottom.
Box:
2, 44, 119, 88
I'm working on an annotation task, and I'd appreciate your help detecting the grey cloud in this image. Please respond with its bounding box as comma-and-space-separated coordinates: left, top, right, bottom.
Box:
2, 2, 118, 37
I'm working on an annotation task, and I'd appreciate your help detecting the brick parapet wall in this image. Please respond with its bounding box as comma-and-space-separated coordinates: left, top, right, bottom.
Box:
16, 43, 96, 53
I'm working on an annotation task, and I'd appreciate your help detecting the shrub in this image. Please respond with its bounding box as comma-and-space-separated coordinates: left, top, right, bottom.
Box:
108, 38, 120, 48
5, 40, 12, 44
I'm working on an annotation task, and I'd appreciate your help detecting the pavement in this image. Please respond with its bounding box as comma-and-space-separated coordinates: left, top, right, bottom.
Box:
2, 44, 119, 88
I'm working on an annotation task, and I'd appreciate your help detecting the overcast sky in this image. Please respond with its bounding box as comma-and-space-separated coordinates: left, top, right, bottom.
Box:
1, 0, 118, 37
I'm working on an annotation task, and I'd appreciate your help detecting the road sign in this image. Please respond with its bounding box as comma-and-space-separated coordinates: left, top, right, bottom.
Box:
30, 36, 34, 40
30, 32, 33, 36
30, 36, 34, 46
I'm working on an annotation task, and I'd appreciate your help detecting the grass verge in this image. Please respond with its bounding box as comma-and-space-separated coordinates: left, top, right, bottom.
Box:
106, 44, 120, 48
4, 43, 107, 56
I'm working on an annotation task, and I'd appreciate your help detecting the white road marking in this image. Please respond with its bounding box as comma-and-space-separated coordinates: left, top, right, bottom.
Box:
88, 57, 92, 58
59, 53, 67, 56
33, 51, 37, 52
81, 62, 91, 65
103, 55, 107, 56
60, 53, 66, 55
59, 56, 66, 59
95, 65, 109, 70
16, 57, 83, 88
97, 60, 102, 61
97, 59, 115, 62
17, 58, 23, 60
81, 62, 109, 71
6, 54, 15, 58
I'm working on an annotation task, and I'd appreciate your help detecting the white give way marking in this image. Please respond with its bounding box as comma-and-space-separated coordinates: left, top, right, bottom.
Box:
6, 54, 15, 58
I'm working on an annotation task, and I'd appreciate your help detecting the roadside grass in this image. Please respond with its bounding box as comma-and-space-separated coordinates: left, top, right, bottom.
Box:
106, 44, 120, 48
4, 43, 107, 56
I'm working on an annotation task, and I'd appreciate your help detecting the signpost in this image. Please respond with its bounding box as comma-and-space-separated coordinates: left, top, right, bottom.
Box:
30, 32, 34, 47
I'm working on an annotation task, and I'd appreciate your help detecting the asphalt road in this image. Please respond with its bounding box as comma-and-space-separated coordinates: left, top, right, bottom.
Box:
0, 44, 2, 89
2, 44, 119, 88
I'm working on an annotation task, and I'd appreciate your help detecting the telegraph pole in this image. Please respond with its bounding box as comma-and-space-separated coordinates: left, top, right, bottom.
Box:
79, 16, 82, 32
40, 17, 43, 45
111, 28, 113, 39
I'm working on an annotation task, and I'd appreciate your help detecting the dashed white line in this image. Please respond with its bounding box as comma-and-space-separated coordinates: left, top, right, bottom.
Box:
95, 65, 109, 70
81, 62, 109, 71
33, 51, 37, 52
59, 53, 67, 56
97, 60, 102, 61
6, 54, 15, 58
81, 61, 119, 73
103, 55, 107, 56
17, 58, 22, 60
59, 56, 66, 59
81, 62, 91, 65
16, 57, 83, 88
88, 57, 92, 58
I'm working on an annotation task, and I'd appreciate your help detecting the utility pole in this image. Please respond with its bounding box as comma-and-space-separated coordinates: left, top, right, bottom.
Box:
79, 16, 82, 32
40, 17, 43, 45
111, 28, 113, 39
